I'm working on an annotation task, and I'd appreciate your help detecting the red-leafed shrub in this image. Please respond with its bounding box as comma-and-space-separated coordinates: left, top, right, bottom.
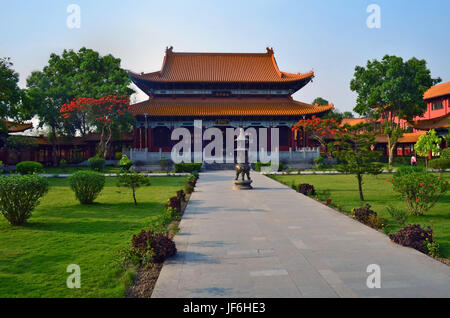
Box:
298, 184, 315, 196
166, 196, 181, 214
353, 204, 377, 224
389, 224, 433, 253
177, 189, 186, 202
131, 229, 176, 264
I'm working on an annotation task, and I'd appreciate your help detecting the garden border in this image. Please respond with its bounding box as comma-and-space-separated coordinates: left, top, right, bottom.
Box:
124, 174, 197, 298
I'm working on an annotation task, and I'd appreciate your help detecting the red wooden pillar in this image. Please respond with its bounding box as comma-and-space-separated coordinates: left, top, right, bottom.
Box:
267, 126, 272, 151
290, 129, 296, 149
139, 127, 143, 149
132, 127, 138, 149
147, 127, 153, 152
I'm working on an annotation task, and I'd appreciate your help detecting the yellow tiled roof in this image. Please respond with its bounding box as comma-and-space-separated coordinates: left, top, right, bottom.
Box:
129, 48, 314, 83
131, 97, 333, 117
424, 82, 450, 99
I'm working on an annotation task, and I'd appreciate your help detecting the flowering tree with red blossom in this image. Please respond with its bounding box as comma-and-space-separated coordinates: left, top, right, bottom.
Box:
61, 94, 135, 158
291, 116, 339, 157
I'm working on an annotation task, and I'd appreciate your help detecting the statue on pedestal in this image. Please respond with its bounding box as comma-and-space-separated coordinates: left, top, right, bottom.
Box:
233, 127, 253, 190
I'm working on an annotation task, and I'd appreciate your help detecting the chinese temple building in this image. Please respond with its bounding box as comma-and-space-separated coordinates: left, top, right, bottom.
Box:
340, 81, 450, 158
128, 47, 333, 163
410, 81, 450, 138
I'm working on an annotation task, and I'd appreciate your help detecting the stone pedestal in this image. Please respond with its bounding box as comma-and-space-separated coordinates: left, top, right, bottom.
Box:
233, 179, 253, 190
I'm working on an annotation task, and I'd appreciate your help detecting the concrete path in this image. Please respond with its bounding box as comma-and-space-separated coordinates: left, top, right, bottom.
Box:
152, 171, 450, 298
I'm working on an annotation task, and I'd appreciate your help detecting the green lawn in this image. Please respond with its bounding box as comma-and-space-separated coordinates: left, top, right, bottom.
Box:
272, 173, 450, 259
43, 166, 122, 174
42, 166, 167, 174
0, 176, 187, 298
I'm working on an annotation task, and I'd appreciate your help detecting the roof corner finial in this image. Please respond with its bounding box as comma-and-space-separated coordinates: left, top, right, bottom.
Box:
166, 46, 173, 54
266, 47, 274, 55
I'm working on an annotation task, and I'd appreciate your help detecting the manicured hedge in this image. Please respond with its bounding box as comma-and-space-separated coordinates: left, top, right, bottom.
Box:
69, 171, 105, 204
87, 157, 105, 172
0, 175, 49, 225
16, 161, 44, 175
254, 162, 283, 172
174, 163, 202, 173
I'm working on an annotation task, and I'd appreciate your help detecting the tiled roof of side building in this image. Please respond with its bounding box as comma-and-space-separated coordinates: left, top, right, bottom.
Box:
131, 97, 333, 117
375, 132, 426, 144
340, 118, 369, 126
423, 81, 450, 100
3, 120, 33, 133
409, 113, 450, 130
129, 47, 314, 83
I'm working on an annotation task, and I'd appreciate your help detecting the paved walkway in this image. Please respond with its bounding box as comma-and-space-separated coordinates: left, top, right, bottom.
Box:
152, 171, 450, 298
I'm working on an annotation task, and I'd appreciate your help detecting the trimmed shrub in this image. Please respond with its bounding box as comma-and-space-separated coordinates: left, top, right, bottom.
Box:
131, 229, 177, 264
392, 172, 448, 216
254, 162, 283, 172
298, 183, 315, 196
114, 152, 122, 160
394, 165, 426, 177
0, 175, 49, 225
118, 154, 133, 172
389, 224, 433, 253
353, 204, 377, 225
16, 161, 44, 175
88, 157, 105, 172
429, 158, 450, 173
69, 171, 105, 204
174, 163, 202, 173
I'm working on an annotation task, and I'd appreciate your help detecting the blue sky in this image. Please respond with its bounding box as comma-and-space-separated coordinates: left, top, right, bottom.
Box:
1, 0, 449, 113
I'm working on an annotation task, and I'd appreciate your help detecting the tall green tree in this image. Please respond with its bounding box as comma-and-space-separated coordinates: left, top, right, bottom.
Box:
0, 58, 25, 130
323, 108, 354, 122
25, 47, 134, 165
312, 97, 329, 106
414, 129, 441, 169
350, 55, 440, 167
330, 123, 384, 201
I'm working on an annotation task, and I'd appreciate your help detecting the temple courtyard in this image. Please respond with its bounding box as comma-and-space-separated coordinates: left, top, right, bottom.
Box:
152, 171, 450, 298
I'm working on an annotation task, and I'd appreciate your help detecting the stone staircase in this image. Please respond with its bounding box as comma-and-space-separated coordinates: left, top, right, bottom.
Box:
202, 162, 237, 170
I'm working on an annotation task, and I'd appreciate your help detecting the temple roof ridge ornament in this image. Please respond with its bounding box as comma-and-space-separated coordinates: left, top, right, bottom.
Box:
165, 46, 173, 54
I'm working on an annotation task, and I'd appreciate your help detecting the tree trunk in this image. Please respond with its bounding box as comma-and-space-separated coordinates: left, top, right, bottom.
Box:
51, 125, 58, 166
387, 136, 396, 168
357, 174, 364, 201
132, 187, 137, 205
103, 126, 113, 159
97, 127, 106, 157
